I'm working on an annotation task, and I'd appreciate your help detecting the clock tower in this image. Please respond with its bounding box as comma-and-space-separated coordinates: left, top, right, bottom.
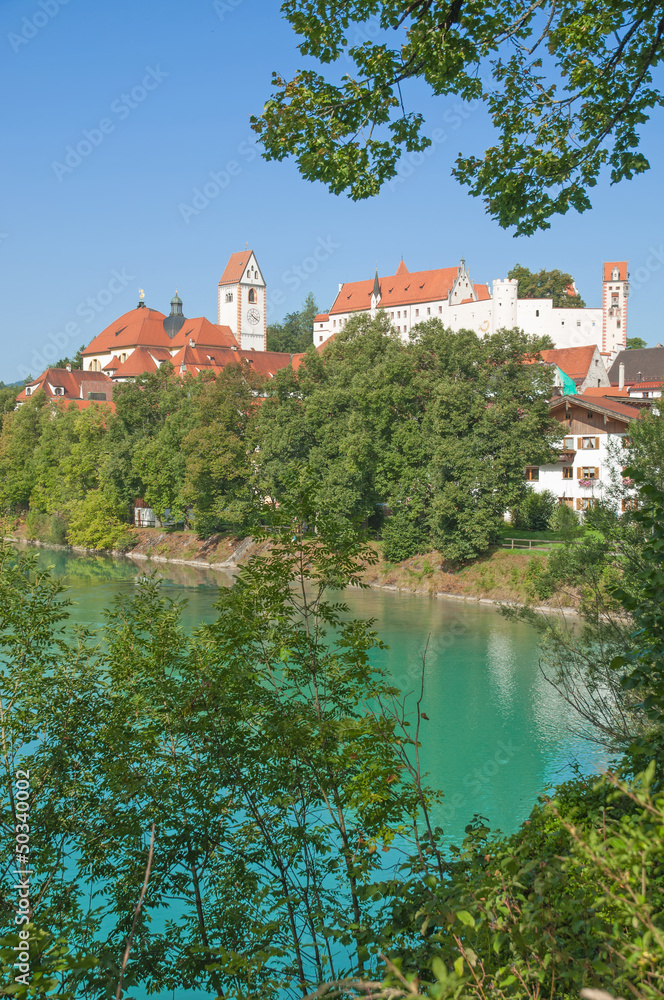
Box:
218, 249, 266, 350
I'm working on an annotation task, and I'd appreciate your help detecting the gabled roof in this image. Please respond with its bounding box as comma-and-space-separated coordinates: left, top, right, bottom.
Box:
219, 250, 254, 285
608, 347, 664, 385
103, 355, 121, 371
172, 316, 238, 351
603, 261, 628, 281
313, 313, 329, 323
538, 346, 599, 380
331, 266, 461, 314
16, 368, 112, 403
550, 392, 640, 422
113, 347, 162, 378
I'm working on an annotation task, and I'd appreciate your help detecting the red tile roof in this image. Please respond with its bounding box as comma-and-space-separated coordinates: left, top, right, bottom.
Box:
313, 313, 329, 323
538, 346, 598, 380
218, 250, 253, 285
551, 392, 641, 421
113, 347, 161, 378
603, 261, 628, 281
331, 266, 462, 314
82, 307, 239, 357
103, 355, 121, 371
396, 259, 409, 275
16, 368, 112, 403
582, 386, 629, 397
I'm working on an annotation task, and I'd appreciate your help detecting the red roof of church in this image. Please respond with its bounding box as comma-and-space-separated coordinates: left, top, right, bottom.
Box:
396, 260, 409, 275
113, 347, 161, 378
82, 307, 239, 356
603, 261, 628, 281
219, 251, 254, 285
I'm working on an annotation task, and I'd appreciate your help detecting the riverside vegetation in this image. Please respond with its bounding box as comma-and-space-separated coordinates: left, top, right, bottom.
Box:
0, 318, 560, 564
1, 467, 664, 999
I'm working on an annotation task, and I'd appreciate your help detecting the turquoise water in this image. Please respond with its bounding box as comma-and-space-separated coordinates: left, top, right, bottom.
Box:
24, 544, 606, 843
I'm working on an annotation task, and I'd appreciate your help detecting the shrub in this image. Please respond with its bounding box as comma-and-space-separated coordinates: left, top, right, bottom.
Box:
513, 488, 556, 531
381, 509, 429, 562
67, 490, 133, 551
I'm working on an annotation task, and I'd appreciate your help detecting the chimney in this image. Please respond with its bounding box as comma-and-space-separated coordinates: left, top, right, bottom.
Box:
619, 362, 625, 389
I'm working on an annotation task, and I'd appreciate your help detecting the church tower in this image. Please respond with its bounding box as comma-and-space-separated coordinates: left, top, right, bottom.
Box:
602, 261, 628, 356
218, 249, 266, 350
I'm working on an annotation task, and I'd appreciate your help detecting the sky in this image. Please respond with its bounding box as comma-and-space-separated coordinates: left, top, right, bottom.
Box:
1, 0, 664, 384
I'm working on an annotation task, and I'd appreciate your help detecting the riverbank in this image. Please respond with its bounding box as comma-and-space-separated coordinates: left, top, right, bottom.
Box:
4, 521, 577, 612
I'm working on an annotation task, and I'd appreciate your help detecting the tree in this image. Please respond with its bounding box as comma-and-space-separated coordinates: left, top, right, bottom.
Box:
266, 293, 320, 353
257, 315, 557, 562
507, 264, 586, 308
627, 336, 648, 349
252, 1, 662, 235
53, 345, 85, 370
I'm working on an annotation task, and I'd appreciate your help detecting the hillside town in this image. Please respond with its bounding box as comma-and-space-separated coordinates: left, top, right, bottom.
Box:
12, 250, 663, 523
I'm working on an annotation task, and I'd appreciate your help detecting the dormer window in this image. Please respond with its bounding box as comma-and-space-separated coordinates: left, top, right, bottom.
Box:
26, 387, 32, 395
53, 387, 64, 396
612, 268, 620, 280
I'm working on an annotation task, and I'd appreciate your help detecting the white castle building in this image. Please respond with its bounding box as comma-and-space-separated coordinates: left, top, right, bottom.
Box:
313, 259, 628, 358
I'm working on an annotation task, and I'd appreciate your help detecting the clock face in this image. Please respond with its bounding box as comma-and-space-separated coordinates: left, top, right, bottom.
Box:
247, 307, 261, 326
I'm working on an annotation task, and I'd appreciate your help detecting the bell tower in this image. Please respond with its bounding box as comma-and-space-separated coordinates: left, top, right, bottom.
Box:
602, 261, 628, 356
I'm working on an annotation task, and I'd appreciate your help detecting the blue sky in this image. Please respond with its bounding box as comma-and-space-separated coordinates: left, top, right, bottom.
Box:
1, 0, 663, 383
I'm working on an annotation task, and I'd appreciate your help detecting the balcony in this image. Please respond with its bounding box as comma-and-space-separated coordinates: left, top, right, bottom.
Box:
557, 450, 576, 462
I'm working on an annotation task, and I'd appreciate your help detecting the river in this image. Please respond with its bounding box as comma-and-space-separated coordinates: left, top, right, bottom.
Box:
27, 544, 607, 843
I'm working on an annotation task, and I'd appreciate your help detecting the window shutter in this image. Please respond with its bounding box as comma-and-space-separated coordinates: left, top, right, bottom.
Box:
577, 467, 582, 479
595, 467, 599, 479
595, 437, 600, 449
577, 437, 583, 449
576, 498, 582, 510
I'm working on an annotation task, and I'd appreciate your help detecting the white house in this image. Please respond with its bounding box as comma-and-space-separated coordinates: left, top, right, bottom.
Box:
313, 258, 629, 359
526, 393, 640, 514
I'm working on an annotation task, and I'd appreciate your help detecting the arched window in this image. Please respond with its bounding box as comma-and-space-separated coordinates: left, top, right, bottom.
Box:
248, 288, 256, 303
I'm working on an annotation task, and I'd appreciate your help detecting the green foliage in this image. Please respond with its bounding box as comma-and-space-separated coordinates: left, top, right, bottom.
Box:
258, 317, 557, 564
266, 293, 319, 353
252, 1, 663, 233
511, 488, 556, 531
627, 336, 648, 350
66, 489, 133, 551
507, 264, 586, 308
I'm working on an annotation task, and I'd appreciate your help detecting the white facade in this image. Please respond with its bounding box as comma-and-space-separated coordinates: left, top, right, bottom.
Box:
525, 396, 636, 514
315, 259, 628, 359
218, 250, 266, 351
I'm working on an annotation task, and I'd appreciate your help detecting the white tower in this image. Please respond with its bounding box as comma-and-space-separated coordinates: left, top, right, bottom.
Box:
491, 278, 518, 333
602, 261, 628, 356
218, 249, 266, 351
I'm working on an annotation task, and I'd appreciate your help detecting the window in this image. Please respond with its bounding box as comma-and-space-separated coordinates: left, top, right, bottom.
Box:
559, 497, 574, 507
248, 288, 256, 303
225, 292, 233, 303
397, 311, 401, 318
427, 307, 431, 315
580, 467, 599, 479
562, 467, 573, 479
563, 436, 574, 450
415, 309, 419, 317
535, 309, 539, 317
579, 436, 600, 449
53, 387, 64, 396
525, 467, 539, 481
622, 435, 633, 447
577, 321, 581, 327
333, 320, 337, 327
25, 387, 32, 395
617, 320, 621, 328
622, 498, 639, 512
391, 312, 394, 319
577, 498, 598, 510
439, 306, 442, 314
319, 336, 323, 343
88, 392, 107, 401
587, 412, 594, 420
561, 320, 565, 326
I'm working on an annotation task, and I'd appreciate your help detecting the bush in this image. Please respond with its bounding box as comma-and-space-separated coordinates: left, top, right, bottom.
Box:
512, 488, 556, 531
67, 490, 133, 551
381, 509, 429, 562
